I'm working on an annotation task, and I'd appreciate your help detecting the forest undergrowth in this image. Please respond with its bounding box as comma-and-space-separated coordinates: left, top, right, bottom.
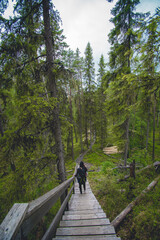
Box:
86, 143, 160, 240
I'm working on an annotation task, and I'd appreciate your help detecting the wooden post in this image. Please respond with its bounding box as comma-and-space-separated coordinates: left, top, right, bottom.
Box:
65, 189, 69, 211
130, 159, 135, 179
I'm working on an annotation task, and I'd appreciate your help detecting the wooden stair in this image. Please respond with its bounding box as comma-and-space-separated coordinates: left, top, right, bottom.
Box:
53, 181, 120, 240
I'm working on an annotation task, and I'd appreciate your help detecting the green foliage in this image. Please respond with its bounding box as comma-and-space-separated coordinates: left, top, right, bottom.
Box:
118, 181, 160, 240
87, 143, 160, 240
0, 2, 160, 240
127, 148, 151, 166
101, 160, 115, 174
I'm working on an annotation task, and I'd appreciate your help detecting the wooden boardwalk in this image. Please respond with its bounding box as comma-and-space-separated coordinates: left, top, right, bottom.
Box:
53, 181, 120, 240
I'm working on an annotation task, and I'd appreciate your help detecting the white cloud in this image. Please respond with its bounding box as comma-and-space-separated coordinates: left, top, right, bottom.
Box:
54, 0, 160, 73
54, 0, 115, 72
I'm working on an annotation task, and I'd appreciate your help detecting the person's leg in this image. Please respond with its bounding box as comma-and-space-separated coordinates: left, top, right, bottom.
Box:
79, 182, 82, 194
83, 180, 86, 191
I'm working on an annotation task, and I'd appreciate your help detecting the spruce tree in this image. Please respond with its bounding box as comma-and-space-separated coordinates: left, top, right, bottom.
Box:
107, 0, 147, 165
84, 42, 95, 146
73, 48, 84, 153
137, 12, 160, 161
97, 55, 107, 149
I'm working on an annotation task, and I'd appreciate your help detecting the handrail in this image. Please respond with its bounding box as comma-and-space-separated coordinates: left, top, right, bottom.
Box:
0, 137, 95, 240
0, 165, 78, 240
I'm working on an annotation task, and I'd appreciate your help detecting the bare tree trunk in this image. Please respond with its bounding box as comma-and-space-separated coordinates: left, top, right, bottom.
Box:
124, 117, 130, 166
78, 85, 83, 153
152, 92, 156, 162
84, 101, 88, 148
69, 87, 74, 160
42, 0, 66, 183
0, 104, 4, 137
146, 117, 150, 152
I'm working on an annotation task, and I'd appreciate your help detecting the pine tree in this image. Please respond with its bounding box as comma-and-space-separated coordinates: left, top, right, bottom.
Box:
84, 42, 95, 146
73, 48, 84, 153
107, 0, 147, 165
97, 55, 107, 149
137, 12, 160, 161
42, 0, 66, 182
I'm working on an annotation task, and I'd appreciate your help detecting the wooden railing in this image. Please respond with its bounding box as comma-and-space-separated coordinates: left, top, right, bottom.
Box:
0, 166, 77, 240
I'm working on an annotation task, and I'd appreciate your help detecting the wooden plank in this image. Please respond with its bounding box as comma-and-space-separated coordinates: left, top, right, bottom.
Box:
27, 177, 74, 214
70, 200, 99, 204
69, 205, 101, 211
0, 203, 28, 240
69, 203, 100, 209
62, 212, 106, 220
53, 236, 121, 240
64, 209, 104, 215
56, 225, 116, 236
54, 179, 120, 240
20, 177, 74, 237
41, 185, 74, 240
60, 218, 110, 227
69, 197, 97, 203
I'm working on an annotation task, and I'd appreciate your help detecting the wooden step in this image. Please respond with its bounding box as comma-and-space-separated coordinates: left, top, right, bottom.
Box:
60, 218, 110, 227
62, 212, 106, 220
56, 225, 116, 236
53, 181, 120, 240
53, 236, 121, 240
64, 209, 104, 215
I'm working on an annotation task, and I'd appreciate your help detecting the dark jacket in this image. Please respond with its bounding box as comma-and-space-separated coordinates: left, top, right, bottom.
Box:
75, 167, 87, 183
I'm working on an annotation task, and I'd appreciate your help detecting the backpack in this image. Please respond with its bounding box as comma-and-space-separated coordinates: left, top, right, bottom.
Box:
77, 168, 86, 183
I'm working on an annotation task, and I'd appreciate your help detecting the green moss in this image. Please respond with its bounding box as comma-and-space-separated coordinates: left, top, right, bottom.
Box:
86, 143, 160, 240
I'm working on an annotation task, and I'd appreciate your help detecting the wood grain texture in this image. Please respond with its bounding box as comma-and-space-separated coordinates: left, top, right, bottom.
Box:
60, 218, 110, 227
0, 203, 28, 240
56, 225, 116, 235
55, 181, 120, 240
21, 177, 75, 237
53, 237, 121, 240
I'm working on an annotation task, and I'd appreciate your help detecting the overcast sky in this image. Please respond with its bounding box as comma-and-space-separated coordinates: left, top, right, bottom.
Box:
4, 0, 160, 73
53, 0, 160, 72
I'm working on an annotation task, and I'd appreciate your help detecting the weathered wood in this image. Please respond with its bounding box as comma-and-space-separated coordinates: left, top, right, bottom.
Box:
64, 209, 104, 215
56, 225, 116, 236
60, 218, 110, 227
130, 160, 135, 178
112, 175, 160, 228
20, 177, 74, 237
118, 162, 159, 182
41, 185, 74, 240
2, 148, 99, 240
53, 236, 121, 240
63, 212, 107, 220
0, 203, 28, 240
55, 181, 120, 240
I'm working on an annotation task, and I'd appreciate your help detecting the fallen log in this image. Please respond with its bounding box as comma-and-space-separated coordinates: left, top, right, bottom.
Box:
111, 175, 160, 229
117, 162, 160, 182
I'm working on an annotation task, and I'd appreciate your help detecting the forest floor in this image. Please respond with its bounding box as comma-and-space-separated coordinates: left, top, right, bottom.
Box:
86, 144, 160, 240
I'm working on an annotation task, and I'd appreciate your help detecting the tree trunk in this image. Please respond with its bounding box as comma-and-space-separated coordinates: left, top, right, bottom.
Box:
0, 105, 4, 137
152, 92, 156, 162
146, 115, 150, 152
112, 175, 160, 228
78, 86, 83, 153
84, 101, 88, 148
124, 117, 130, 166
42, 0, 66, 183
69, 87, 74, 160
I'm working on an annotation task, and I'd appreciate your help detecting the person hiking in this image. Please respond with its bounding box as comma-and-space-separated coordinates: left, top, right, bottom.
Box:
75, 161, 87, 194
